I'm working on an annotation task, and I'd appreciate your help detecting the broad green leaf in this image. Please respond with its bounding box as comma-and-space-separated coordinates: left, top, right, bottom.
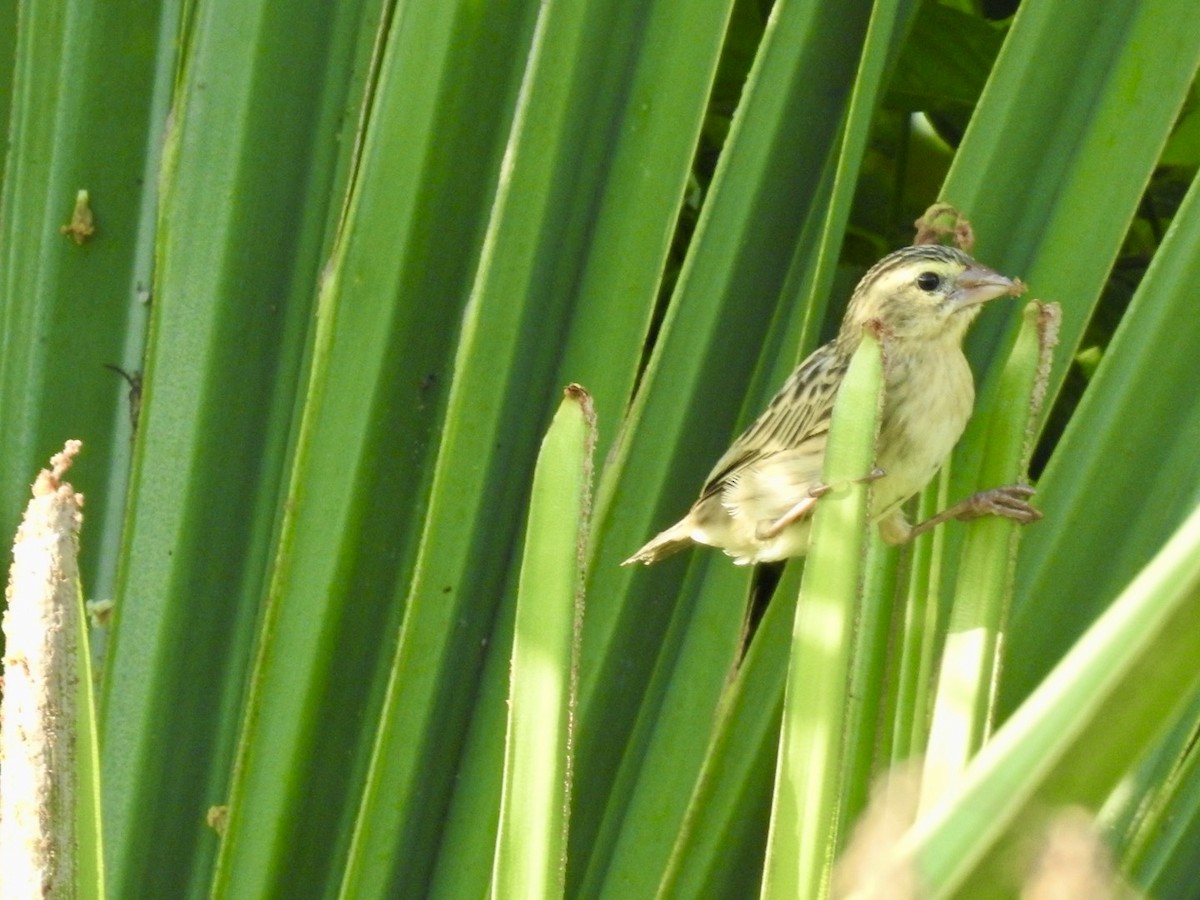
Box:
0, 0, 167, 608
491, 386, 594, 899
657, 566, 800, 898
1110, 688, 1200, 895
945, 0, 1200, 406
1005, 167, 1200, 711
104, 2, 379, 895
885, 2, 1005, 124
0, 0, 16, 190
921, 301, 1059, 803
215, 2, 526, 896
895, 503, 1200, 897
577, 1, 880, 890
436, 0, 738, 890
340, 0, 731, 894
761, 330, 882, 899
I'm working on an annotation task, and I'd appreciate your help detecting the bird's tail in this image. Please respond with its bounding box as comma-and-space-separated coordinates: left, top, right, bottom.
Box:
621, 520, 694, 566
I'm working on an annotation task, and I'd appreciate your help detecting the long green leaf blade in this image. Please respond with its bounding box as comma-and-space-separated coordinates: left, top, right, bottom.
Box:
216, 2, 525, 895
576, 2, 878, 889
104, 3, 375, 893
1007, 168, 1200, 711
762, 329, 882, 899
898, 505, 1200, 897
491, 385, 594, 899
921, 301, 1058, 803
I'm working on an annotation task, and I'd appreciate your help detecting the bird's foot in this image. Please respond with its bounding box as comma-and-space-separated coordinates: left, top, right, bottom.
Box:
906, 483, 1041, 541
951, 484, 1042, 525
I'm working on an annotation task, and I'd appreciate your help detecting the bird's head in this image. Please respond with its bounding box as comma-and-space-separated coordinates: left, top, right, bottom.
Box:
840, 245, 1024, 345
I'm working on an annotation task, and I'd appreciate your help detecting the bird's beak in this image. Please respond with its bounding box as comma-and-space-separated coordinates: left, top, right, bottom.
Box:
954, 264, 1026, 309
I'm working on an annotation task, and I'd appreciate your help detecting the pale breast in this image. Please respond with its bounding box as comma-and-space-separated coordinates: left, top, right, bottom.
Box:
872, 345, 975, 520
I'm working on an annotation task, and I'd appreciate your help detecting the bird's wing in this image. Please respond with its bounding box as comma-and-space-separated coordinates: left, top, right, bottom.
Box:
699, 347, 846, 522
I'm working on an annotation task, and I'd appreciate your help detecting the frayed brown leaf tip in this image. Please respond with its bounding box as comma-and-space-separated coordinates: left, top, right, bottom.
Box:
912, 202, 974, 251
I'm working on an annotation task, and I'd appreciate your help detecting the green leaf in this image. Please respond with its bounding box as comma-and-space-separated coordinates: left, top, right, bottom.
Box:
944, 0, 1200, 400
886, 2, 1006, 122
215, 2, 524, 895
104, 2, 379, 895
921, 301, 1059, 800
1006, 167, 1200, 712
491, 385, 594, 898
0, 0, 166, 605
761, 329, 883, 899
895, 503, 1200, 897
576, 2, 881, 890
657, 566, 799, 898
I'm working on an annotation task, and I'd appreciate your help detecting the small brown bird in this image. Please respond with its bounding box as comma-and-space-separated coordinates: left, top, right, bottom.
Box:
624, 244, 1040, 566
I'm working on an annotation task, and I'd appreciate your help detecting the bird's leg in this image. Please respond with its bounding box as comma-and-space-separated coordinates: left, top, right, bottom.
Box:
900, 484, 1042, 543
755, 468, 887, 540
755, 492, 822, 540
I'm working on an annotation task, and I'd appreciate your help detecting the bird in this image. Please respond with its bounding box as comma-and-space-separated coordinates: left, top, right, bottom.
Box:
623, 243, 1041, 567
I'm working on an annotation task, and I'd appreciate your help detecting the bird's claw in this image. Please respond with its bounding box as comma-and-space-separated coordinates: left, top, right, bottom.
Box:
956, 484, 1042, 525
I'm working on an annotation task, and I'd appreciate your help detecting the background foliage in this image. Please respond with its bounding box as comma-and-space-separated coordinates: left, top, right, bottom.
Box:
2, 0, 1200, 896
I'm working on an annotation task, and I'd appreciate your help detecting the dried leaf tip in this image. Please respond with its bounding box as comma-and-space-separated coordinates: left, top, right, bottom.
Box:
59, 190, 96, 245
564, 383, 591, 402
913, 202, 974, 252
563, 383, 597, 434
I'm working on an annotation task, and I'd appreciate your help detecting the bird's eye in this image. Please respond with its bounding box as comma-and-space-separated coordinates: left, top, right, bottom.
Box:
916, 271, 942, 292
